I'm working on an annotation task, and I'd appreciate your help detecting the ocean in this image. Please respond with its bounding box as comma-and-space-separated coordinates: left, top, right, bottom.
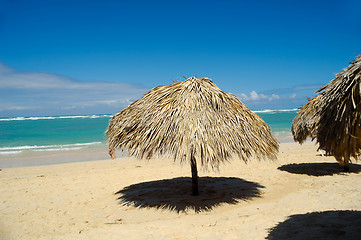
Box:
254, 109, 298, 139
0, 109, 298, 167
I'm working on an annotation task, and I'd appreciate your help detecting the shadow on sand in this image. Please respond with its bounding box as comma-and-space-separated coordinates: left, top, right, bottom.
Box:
278, 163, 361, 176
115, 177, 264, 213
267, 210, 361, 240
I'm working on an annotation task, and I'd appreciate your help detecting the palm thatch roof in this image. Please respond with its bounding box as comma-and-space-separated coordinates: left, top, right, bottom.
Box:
292, 95, 321, 144
315, 54, 361, 163
107, 77, 279, 194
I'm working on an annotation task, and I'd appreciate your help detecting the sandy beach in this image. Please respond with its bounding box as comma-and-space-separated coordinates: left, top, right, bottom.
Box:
1, 141, 361, 240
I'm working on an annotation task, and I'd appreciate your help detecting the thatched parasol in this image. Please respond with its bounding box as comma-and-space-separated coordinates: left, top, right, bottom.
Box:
292, 95, 321, 144
315, 54, 361, 171
107, 77, 279, 195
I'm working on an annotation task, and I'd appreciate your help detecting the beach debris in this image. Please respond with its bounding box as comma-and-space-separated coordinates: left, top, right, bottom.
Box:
292, 54, 361, 171
104, 218, 123, 224
107, 76, 278, 195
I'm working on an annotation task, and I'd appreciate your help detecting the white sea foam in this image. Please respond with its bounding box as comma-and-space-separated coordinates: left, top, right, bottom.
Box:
253, 108, 299, 114
0, 151, 22, 155
273, 131, 293, 136
0, 110, 298, 121
0, 115, 113, 121
0, 142, 102, 154
34, 147, 83, 152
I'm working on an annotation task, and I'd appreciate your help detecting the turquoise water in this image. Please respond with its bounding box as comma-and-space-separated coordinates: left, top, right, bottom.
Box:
0, 115, 111, 154
255, 109, 298, 137
0, 109, 298, 155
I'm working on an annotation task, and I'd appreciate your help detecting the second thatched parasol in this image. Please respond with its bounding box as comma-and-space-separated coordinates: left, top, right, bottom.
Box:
315, 54, 361, 171
107, 77, 279, 195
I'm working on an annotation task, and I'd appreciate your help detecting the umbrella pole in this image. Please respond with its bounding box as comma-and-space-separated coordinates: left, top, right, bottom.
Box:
343, 159, 350, 172
342, 153, 350, 172
190, 152, 199, 196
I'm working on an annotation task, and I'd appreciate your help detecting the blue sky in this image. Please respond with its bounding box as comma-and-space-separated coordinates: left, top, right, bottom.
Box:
0, 0, 360, 117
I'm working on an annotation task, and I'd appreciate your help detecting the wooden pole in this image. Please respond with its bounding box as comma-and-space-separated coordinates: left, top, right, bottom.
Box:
190, 151, 199, 196
343, 153, 350, 172
343, 159, 350, 172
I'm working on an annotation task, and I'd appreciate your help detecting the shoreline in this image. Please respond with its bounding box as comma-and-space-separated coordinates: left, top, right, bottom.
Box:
0, 135, 296, 169
0, 143, 114, 169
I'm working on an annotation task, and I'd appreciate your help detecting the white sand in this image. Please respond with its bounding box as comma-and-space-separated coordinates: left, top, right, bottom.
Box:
1, 141, 361, 240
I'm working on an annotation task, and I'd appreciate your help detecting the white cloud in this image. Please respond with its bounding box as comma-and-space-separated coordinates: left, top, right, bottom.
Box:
271, 94, 280, 100
235, 84, 321, 110
0, 64, 142, 91
0, 105, 40, 111
238, 91, 280, 102
0, 63, 148, 116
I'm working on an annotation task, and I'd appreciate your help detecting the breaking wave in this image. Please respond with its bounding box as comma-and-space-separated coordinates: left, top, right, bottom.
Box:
253, 108, 299, 114
0, 142, 102, 155
0, 115, 113, 121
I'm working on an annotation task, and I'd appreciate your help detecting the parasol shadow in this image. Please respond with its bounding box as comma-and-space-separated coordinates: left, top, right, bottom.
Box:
266, 210, 361, 240
115, 177, 264, 213
278, 162, 361, 176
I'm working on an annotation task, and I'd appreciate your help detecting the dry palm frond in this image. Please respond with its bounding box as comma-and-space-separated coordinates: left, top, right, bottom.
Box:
292, 95, 321, 144
107, 77, 278, 168
315, 54, 361, 163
